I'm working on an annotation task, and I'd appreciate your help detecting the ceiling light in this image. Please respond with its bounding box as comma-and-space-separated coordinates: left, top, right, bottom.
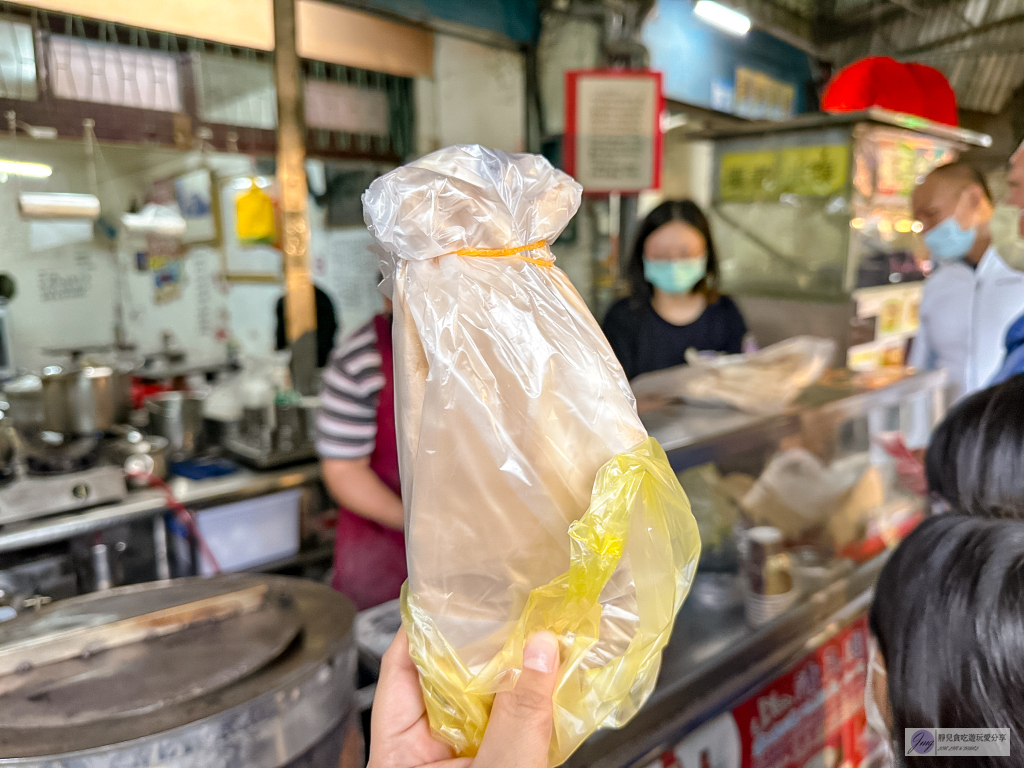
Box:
0, 159, 51, 178
694, 0, 751, 36
232, 176, 272, 190
18, 192, 99, 220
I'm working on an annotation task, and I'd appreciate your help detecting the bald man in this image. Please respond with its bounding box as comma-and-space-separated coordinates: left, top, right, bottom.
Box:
992, 139, 1024, 269
909, 162, 1024, 400
989, 140, 1024, 383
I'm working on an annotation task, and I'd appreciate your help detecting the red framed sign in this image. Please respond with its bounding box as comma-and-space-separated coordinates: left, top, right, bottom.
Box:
564, 69, 664, 193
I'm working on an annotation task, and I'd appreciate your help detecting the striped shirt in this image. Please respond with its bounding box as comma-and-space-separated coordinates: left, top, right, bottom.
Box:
316, 319, 385, 459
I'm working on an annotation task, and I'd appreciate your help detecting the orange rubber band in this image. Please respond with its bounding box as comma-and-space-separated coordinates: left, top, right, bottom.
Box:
450, 239, 552, 267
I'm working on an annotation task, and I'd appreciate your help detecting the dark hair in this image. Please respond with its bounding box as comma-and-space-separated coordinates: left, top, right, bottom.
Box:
869, 514, 1024, 762
627, 200, 721, 309
275, 285, 339, 368
929, 161, 993, 203
925, 375, 1024, 517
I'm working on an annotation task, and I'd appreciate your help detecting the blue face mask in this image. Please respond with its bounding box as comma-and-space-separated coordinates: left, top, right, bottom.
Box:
922, 215, 977, 265
644, 256, 708, 294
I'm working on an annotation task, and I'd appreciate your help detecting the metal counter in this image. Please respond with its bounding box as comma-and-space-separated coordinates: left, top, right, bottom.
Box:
565, 555, 883, 768
0, 462, 321, 554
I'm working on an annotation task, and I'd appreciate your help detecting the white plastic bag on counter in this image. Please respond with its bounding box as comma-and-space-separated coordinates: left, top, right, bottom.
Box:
680, 336, 835, 414
362, 145, 700, 766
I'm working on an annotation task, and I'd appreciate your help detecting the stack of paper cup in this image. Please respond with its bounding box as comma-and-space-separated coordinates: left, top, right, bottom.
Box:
741, 526, 797, 627
744, 585, 799, 627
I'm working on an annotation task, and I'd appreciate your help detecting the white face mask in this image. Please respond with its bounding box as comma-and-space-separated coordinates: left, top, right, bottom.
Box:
865, 639, 895, 767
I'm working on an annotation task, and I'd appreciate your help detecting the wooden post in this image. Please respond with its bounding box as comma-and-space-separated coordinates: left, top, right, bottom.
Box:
273, 0, 318, 395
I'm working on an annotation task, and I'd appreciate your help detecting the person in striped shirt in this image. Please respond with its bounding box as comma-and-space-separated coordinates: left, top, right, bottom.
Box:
317, 294, 406, 610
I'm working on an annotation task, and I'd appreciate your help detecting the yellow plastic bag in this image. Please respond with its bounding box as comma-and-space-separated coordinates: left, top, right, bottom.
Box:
235, 180, 276, 244
363, 145, 700, 766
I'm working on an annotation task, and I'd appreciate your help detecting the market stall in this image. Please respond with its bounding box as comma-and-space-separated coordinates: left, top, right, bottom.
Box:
697, 108, 990, 373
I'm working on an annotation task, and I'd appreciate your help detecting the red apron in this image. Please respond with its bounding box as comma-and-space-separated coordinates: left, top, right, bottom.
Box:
331, 314, 407, 610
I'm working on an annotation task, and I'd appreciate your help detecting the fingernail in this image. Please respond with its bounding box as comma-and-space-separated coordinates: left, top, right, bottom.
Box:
523, 631, 558, 673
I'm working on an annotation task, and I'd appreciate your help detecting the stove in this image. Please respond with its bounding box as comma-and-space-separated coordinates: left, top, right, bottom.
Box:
0, 428, 129, 526
0, 465, 127, 526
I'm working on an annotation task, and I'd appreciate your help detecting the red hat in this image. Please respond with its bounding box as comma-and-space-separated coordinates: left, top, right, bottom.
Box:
821, 56, 957, 126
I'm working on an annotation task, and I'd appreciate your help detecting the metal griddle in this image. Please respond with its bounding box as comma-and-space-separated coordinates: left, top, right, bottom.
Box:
0, 574, 358, 768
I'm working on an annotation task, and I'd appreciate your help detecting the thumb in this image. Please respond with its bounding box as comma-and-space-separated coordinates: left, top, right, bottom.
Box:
475, 631, 560, 768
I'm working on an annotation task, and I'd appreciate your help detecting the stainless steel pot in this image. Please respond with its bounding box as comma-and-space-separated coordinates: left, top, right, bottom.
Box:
40, 364, 116, 435
111, 364, 133, 425
145, 392, 205, 462
3, 374, 44, 428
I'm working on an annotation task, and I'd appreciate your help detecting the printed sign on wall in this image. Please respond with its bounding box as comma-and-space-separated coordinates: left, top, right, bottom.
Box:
564, 69, 663, 193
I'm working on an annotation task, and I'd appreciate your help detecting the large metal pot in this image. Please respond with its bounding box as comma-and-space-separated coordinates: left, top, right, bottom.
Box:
40, 364, 116, 435
146, 392, 205, 462
110, 363, 134, 424
3, 374, 44, 428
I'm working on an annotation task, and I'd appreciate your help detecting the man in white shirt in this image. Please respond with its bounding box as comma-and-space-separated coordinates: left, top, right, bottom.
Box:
909, 162, 1024, 401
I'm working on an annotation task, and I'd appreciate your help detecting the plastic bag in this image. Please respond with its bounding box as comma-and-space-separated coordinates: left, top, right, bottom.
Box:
235, 180, 277, 244
680, 336, 835, 414
741, 449, 870, 539
363, 145, 700, 766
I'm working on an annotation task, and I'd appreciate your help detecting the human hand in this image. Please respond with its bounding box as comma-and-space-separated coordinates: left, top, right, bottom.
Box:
367, 628, 560, 768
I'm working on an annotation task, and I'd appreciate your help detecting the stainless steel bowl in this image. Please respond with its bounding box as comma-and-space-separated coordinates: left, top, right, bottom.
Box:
105, 428, 169, 488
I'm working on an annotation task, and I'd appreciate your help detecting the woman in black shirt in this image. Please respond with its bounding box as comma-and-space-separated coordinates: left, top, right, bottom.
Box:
603, 200, 747, 379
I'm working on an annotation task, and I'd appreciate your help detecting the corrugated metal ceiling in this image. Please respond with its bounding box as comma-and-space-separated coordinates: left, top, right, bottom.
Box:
817, 0, 1024, 113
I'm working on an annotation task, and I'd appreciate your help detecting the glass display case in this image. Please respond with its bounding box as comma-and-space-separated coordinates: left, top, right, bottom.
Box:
698, 108, 990, 370
709, 109, 983, 299
567, 368, 946, 768
642, 367, 944, 575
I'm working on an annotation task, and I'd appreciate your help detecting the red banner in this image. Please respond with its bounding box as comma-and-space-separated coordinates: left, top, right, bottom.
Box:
659, 616, 872, 768
732, 616, 870, 768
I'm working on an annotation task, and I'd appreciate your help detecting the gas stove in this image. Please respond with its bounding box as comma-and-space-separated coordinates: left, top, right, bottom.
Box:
0, 464, 127, 526
0, 430, 128, 526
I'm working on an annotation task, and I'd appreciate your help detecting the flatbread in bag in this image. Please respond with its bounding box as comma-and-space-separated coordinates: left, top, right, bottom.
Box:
363, 144, 700, 765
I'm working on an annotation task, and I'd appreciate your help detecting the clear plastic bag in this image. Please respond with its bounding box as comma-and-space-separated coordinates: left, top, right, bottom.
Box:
680, 336, 835, 414
363, 145, 700, 765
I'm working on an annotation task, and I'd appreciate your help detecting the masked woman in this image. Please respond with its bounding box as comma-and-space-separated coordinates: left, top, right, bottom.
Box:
603, 200, 747, 380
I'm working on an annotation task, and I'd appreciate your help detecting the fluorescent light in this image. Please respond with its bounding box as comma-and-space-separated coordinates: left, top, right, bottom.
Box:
694, 0, 751, 36
0, 159, 52, 178
231, 176, 272, 190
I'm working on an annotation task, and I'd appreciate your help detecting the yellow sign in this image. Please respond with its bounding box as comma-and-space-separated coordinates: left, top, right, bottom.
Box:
719, 151, 778, 202
779, 145, 848, 197
719, 145, 849, 202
